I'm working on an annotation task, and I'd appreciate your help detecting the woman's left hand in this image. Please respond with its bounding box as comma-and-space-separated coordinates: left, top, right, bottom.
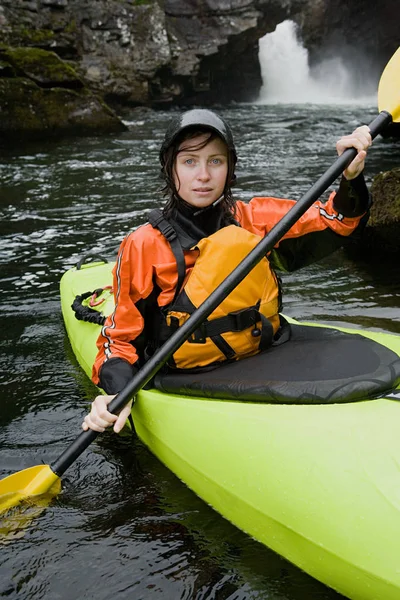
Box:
336, 125, 372, 180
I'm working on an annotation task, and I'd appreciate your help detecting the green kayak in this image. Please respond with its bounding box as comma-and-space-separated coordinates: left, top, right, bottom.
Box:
60, 259, 400, 600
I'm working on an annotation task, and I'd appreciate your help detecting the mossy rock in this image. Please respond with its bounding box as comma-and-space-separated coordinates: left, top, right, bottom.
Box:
360, 168, 400, 254
0, 78, 126, 140
0, 27, 55, 48
0, 47, 83, 88
371, 169, 400, 225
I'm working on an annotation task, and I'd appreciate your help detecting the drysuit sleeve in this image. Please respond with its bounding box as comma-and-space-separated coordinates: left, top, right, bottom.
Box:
92, 232, 152, 394
237, 173, 370, 272
333, 173, 370, 217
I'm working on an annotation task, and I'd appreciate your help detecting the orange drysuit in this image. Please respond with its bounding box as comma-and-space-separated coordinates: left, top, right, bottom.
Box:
93, 175, 370, 394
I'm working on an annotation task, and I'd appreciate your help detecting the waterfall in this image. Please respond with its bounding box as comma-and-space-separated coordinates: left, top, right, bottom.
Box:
258, 20, 375, 104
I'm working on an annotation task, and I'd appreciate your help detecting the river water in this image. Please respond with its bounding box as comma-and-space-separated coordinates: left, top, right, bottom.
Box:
0, 103, 399, 600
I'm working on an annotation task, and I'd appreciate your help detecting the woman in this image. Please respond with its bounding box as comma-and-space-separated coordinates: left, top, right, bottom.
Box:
82, 108, 372, 433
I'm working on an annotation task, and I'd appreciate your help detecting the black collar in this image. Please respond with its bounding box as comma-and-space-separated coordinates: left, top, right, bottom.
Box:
166, 201, 238, 249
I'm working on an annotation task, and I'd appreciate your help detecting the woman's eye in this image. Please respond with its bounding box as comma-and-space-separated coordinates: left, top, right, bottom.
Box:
210, 158, 222, 165
185, 159, 194, 165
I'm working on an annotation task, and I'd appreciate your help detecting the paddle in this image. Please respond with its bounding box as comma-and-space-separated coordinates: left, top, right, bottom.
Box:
1, 48, 399, 514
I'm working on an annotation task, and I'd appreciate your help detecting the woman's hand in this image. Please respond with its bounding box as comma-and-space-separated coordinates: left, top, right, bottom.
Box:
82, 395, 133, 433
336, 125, 372, 180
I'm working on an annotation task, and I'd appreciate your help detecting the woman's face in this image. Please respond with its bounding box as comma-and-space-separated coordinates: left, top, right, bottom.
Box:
173, 133, 228, 209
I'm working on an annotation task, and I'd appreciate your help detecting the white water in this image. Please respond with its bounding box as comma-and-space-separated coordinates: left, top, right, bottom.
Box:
258, 20, 376, 104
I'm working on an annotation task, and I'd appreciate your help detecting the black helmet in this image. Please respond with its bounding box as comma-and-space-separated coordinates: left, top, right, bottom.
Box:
159, 109, 237, 166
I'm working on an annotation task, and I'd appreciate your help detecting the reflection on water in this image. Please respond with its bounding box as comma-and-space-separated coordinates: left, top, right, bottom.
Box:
0, 104, 399, 599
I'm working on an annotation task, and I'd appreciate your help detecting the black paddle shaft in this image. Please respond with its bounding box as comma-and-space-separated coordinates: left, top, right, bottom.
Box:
51, 110, 392, 477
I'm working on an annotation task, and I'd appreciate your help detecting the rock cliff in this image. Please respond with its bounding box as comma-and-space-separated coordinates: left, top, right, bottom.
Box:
0, 0, 397, 108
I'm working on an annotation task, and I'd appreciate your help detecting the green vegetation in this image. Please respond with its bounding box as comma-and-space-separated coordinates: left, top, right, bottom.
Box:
0, 46, 82, 86
64, 19, 78, 34
0, 27, 55, 47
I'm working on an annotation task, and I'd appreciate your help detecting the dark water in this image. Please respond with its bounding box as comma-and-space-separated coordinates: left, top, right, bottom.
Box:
0, 104, 399, 600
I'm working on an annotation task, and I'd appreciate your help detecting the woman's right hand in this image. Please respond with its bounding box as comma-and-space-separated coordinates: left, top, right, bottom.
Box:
336, 125, 372, 180
82, 395, 133, 433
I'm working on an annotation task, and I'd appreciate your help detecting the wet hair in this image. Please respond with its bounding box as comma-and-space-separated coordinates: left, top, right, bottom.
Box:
160, 126, 237, 219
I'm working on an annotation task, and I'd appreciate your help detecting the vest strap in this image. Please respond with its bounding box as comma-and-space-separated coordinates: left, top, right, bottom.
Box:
210, 334, 236, 360
258, 313, 274, 351
148, 209, 186, 302
184, 306, 271, 343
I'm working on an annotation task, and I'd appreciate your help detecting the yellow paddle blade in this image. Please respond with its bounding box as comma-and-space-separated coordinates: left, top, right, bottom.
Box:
378, 47, 400, 122
1, 490, 60, 544
0, 465, 61, 514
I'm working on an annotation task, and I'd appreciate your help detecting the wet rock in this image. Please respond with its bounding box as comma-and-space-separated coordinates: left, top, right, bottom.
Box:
364, 168, 400, 254
296, 0, 398, 88
0, 46, 84, 88
0, 46, 126, 142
